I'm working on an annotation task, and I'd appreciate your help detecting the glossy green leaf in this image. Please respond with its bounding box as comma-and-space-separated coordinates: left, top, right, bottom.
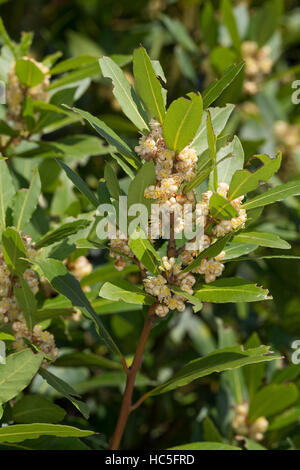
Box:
15, 58, 44, 87
182, 233, 233, 273
163, 92, 203, 153
38, 368, 89, 419
54, 352, 122, 370
233, 232, 290, 249
104, 163, 121, 200
269, 406, 300, 431
249, 384, 298, 422
57, 159, 99, 208
221, 0, 242, 53
12, 168, 41, 231
129, 234, 160, 275
0, 350, 43, 405
127, 160, 156, 210
0, 160, 15, 234
99, 56, 149, 132
194, 277, 270, 303
133, 47, 165, 124
1, 227, 27, 274
243, 180, 300, 210
14, 277, 37, 330
12, 395, 66, 424
192, 104, 235, 155
35, 219, 91, 249
31, 257, 123, 361
209, 193, 239, 220
202, 63, 244, 108
99, 280, 155, 305
0, 424, 93, 443
69, 106, 140, 168
228, 153, 282, 200
146, 345, 280, 396
168, 442, 241, 450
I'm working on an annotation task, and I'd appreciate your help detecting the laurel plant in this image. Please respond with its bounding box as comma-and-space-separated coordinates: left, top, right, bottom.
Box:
1, 17, 300, 449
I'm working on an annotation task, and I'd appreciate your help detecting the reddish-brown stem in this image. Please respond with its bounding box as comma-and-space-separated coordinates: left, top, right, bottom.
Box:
109, 305, 157, 450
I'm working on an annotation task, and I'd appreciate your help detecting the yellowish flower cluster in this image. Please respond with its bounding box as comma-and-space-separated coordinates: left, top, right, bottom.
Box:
232, 402, 269, 442
136, 119, 198, 198
211, 183, 247, 236
274, 120, 300, 179
68, 256, 93, 281
12, 321, 58, 362
179, 182, 247, 283
6, 57, 50, 128
0, 233, 57, 363
109, 230, 134, 271
144, 256, 196, 317
242, 41, 273, 95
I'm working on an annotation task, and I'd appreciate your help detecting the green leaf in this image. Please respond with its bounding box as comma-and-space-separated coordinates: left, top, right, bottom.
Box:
192, 104, 235, 155
243, 333, 265, 401
31, 257, 123, 361
243, 180, 300, 210
228, 153, 282, 200
0, 160, 15, 233
160, 14, 198, 54
54, 352, 122, 370
35, 219, 91, 249
38, 368, 89, 419
12, 168, 41, 231
99, 56, 149, 132
207, 111, 217, 190
15, 58, 44, 87
194, 278, 271, 303
221, 0, 242, 53
127, 160, 156, 210
57, 160, 99, 208
1, 227, 27, 274
182, 233, 232, 273
248, 384, 298, 422
209, 193, 239, 220
146, 345, 280, 396
0, 17, 16, 57
69, 106, 140, 168
0, 350, 43, 405
129, 233, 160, 275
12, 395, 66, 424
233, 232, 291, 249
168, 442, 241, 450
0, 424, 93, 443
202, 63, 244, 108
269, 406, 300, 431
163, 92, 203, 154
133, 47, 166, 124
104, 163, 121, 200
203, 417, 223, 443
81, 263, 138, 287
14, 277, 37, 331
99, 280, 155, 305
214, 136, 244, 185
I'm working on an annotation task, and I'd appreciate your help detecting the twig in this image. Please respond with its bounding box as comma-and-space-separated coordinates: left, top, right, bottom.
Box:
109, 304, 157, 450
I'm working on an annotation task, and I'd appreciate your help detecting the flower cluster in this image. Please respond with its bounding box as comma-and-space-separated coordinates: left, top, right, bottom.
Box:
68, 256, 93, 281
242, 41, 273, 95
180, 182, 247, 282
144, 257, 196, 317
6, 57, 50, 128
0, 233, 58, 363
232, 402, 269, 442
109, 230, 135, 271
274, 120, 300, 180
110, 121, 248, 317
